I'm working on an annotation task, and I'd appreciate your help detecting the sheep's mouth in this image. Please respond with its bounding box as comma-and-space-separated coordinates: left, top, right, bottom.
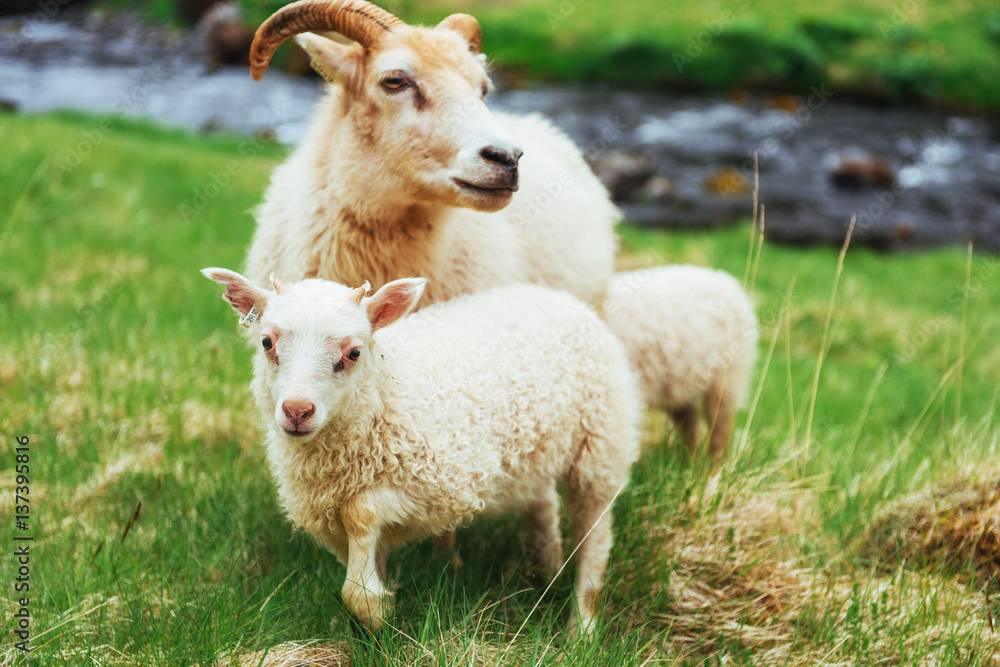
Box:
283, 426, 316, 438
453, 178, 518, 196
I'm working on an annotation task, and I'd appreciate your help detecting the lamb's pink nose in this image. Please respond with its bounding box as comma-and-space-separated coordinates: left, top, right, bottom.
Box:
282, 400, 315, 427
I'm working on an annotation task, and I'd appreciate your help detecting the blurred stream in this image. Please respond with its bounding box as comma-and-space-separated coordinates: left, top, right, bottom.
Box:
2, 9, 999, 251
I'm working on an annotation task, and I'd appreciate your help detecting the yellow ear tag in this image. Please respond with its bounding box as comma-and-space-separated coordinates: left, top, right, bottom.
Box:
239, 305, 260, 328
310, 57, 338, 85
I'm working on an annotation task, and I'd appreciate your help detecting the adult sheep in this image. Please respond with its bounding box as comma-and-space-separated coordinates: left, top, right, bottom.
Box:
244, 0, 759, 459
244, 0, 618, 311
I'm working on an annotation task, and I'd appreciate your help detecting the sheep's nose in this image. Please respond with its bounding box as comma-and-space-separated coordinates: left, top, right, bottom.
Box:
282, 400, 316, 426
480, 145, 522, 171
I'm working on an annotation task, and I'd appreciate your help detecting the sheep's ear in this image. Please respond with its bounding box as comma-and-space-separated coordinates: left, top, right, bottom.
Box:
437, 14, 482, 54
201, 267, 269, 327
364, 278, 426, 331
295, 33, 364, 88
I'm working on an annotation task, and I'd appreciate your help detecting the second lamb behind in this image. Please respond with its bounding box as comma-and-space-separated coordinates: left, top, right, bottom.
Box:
605, 265, 758, 462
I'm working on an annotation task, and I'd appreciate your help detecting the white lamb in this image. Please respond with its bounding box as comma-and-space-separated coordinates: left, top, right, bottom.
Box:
202, 267, 642, 633
604, 266, 759, 461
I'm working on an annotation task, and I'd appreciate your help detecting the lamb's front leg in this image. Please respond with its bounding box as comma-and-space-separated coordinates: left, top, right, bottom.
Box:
318, 528, 349, 566
341, 497, 392, 629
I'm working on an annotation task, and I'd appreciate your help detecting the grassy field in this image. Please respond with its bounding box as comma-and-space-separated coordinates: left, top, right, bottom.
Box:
2, 110, 1000, 665
103, 0, 1000, 110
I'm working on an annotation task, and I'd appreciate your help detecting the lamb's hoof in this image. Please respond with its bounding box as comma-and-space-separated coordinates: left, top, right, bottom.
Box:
568, 591, 600, 638
343, 587, 393, 630
567, 611, 596, 638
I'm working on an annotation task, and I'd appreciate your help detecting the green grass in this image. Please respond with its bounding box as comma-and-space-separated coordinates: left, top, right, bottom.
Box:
104, 0, 1000, 110
2, 111, 1000, 664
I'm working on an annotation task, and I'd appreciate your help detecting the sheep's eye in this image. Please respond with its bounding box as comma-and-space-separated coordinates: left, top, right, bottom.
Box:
261, 337, 273, 351
381, 74, 409, 91
347, 348, 361, 361
481, 86, 488, 99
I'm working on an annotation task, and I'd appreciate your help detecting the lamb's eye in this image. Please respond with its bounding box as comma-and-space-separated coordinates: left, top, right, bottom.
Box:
481, 86, 488, 99
261, 337, 273, 351
381, 74, 409, 91
347, 348, 362, 361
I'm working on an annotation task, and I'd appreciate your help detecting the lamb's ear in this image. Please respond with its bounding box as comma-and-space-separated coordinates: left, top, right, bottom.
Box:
201, 267, 269, 327
364, 278, 426, 331
295, 33, 364, 88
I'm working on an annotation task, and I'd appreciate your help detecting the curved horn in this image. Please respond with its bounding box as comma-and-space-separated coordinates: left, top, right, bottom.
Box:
351, 280, 371, 305
436, 13, 481, 54
250, 0, 404, 81
269, 273, 289, 294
